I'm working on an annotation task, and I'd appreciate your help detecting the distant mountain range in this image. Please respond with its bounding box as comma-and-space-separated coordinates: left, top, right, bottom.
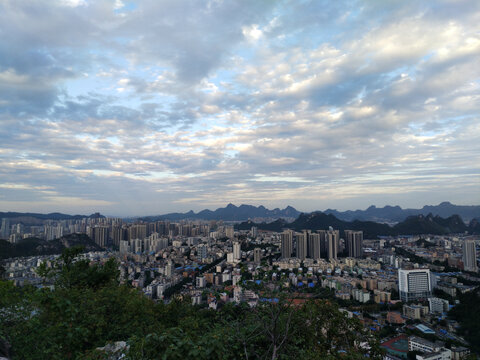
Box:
324, 202, 480, 223
142, 201, 479, 223
140, 203, 301, 222
0, 233, 102, 260
1, 202, 478, 224
236, 212, 480, 239
0, 212, 104, 226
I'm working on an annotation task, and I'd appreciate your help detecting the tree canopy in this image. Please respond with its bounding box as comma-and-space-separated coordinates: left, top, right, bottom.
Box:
0, 248, 383, 359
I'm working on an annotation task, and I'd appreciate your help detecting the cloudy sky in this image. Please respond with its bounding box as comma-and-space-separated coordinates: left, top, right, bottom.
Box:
1, 0, 479, 216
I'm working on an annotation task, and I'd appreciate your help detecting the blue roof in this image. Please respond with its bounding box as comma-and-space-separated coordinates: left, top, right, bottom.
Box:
415, 324, 435, 334
260, 298, 279, 303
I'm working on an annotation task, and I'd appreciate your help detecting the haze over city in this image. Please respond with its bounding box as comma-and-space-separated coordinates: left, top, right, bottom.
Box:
1, 0, 479, 216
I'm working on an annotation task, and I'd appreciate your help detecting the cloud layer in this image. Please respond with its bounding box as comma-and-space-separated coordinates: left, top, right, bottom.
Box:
1, 0, 479, 216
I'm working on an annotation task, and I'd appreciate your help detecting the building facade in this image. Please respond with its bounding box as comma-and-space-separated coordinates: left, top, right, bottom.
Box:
462, 240, 478, 272
398, 269, 432, 302
281, 230, 293, 258
345, 230, 363, 258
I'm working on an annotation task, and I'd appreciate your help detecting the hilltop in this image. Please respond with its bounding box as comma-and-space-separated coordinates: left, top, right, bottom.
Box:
140, 203, 300, 222
236, 212, 478, 238
324, 202, 480, 223
0, 233, 102, 259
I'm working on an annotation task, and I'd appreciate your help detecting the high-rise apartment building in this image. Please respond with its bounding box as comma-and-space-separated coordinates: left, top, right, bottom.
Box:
253, 247, 262, 264
44, 224, 63, 241
345, 230, 363, 258
165, 261, 173, 277
463, 240, 478, 272
156, 221, 167, 236
327, 229, 339, 261
119, 240, 130, 253
197, 244, 208, 261
296, 231, 308, 260
128, 224, 147, 241
0, 218, 10, 239
309, 232, 322, 260
398, 268, 432, 302
317, 230, 327, 258
281, 230, 293, 258
93, 226, 109, 247
225, 225, 235, 239
112, 225, 127, 248
233, 241, 241, 260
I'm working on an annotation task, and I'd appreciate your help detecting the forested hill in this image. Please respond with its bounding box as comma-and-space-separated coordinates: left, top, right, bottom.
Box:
0, 211, 105, 220
236, 212, 478, 238
0, 212, 105, 226
324, 201, 480, 223
140, 204, 300, 221
0, 233, 101, 259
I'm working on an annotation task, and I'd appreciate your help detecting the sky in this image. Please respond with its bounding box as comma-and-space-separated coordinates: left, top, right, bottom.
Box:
0, 0, 479, 217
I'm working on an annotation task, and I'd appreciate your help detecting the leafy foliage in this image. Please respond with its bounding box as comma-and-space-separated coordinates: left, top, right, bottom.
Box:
0, 234, 101, 260
1, 249, 384, 359
448, 289, 480, 353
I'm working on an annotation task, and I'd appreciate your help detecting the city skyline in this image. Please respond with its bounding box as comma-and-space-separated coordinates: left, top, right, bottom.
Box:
1, 1, 479, 216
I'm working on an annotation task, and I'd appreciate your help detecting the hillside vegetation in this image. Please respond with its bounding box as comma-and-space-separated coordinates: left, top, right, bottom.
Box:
0, 234, 101, 259
237, 212, 476, 238
0, 247, 383, 360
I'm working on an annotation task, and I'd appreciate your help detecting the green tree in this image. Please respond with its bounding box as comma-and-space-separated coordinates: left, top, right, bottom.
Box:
448, 289, 480, 353
0, 264, 5, 279
37, 246, 119, 289
1, 248, 388, 360
1, 248, 157, 359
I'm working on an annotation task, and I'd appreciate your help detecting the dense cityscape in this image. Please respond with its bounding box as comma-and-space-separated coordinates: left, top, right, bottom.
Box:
1, 0, 479, 359
1, 205, 479, 359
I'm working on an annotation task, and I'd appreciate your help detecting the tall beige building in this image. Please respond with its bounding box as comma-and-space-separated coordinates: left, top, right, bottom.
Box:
225, 225, 235, 239
296, 231, 307, 260
344, 230, 363, 258
309, 232, 322, 260
281, 230, 293, 258
233, 241, 241, 260
327, 229, 339, 261
253, 247, 262, 264
93, 226, 109, 247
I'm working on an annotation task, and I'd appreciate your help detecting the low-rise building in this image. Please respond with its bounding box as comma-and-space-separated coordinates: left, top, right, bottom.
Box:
408, 336, 444, 353
428, 297, 449, 314
386, 311, 405, 325
403, 304, 428, 320
374, 289, 391, 303
352, 288, 371, 303
451, 346, 470, 360
415, 348, 451, 360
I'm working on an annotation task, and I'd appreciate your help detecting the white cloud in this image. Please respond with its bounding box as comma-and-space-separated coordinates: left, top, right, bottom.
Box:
0, 0, 478, 215
242, 24, 263, 42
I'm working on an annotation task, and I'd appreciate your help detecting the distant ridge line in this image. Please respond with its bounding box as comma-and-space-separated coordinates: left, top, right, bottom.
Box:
1, 201, 478, 223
